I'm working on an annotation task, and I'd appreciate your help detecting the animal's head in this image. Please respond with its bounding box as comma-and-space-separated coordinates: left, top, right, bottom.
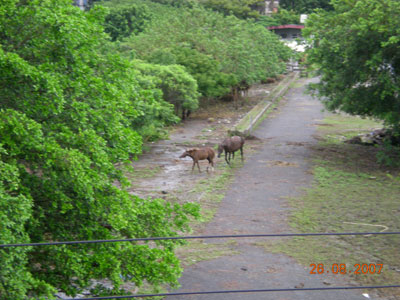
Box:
179, 148, 196, 158
217, 144, 224, 158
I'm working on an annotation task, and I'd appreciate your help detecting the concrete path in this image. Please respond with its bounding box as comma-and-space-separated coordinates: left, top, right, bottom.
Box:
169, 78, 378, 300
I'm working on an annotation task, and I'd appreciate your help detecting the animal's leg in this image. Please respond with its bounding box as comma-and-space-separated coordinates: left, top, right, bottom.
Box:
232, 151, 235, 161
225, 151, 230, 165
197, 161, 201, 173
191, 161, 196, 173
207, 158, 214, 172
240, 147, 243, 161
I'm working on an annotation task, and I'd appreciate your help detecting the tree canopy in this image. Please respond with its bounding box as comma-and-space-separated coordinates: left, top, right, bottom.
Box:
117, 1, 291, 99
199, 0, 265, 19
256, 8, 300, 27
0, 0, 293, 298
280, 0, 333, 13
304, 0, 400, 130
0, 0, 198, 298
102, 2, 152, 41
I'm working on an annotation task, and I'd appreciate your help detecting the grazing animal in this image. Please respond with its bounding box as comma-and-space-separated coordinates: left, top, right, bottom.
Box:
217, 136, 245, 165
179, 147, 215, 173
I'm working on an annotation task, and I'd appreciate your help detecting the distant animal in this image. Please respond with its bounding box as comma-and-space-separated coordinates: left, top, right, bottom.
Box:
217, 136, 245, 165
179, 147, 215, 173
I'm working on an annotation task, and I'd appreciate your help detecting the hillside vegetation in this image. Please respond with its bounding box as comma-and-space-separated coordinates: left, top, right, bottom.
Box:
100, 0, 291, 109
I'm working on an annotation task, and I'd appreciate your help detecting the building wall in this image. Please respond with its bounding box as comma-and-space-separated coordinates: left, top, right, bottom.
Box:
264, 0, 280, 15
74, 0, 88, 11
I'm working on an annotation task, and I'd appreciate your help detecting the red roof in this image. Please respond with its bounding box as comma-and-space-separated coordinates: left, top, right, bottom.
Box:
267, 24, 305, 30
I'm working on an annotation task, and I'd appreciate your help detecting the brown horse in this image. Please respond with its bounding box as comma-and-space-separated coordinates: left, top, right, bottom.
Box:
217, 136, 245, 165
179, 147, 215, 173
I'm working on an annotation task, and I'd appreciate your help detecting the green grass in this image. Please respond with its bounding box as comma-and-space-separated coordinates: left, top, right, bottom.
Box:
176, 240, 239, 267
189, 161, 241, 223
234, 102, 265, 132
252, 98, 281, 131
126, 165, 162, 180
316, 114, 382, 143
261, 113, 400, 298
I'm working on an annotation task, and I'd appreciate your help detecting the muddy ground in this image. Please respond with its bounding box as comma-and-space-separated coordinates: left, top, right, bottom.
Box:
126, 81, 278, 201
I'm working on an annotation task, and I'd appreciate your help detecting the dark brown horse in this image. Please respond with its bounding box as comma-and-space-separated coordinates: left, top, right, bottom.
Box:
179, 147, 215, 173
217, 136, 245, 165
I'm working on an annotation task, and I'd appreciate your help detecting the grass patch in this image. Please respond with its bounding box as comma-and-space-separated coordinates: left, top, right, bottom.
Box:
126, 165, 162, 180
316, 114, 382, 143
189, 161, 241, 223
235, 101, 267, 132
176, 240, 239, 267
265, 113, 400, 298
252, 99, 281, 130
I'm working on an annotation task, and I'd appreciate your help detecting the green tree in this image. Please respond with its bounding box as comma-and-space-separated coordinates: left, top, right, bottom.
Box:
133, 59, 200, 118
121, 4, 291, 100
256, 8, 300, 27
147, 47, 236, 99
102, 3, 152, 41
280, 0, 333, 13
304, 0, 400, 130
0, 0, 198, 298
200, 0, 265, 19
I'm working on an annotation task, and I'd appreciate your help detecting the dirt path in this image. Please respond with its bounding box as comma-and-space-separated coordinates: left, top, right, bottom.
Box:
167, 78, 380, 300
127, 81, 278, 200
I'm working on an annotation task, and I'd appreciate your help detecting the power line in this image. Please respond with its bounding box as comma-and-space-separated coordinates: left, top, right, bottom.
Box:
1, 231, 399, 248
62, 285, 400, 299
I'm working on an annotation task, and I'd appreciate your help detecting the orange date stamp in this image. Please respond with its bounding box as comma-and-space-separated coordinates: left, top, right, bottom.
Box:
310, 263, 383, 275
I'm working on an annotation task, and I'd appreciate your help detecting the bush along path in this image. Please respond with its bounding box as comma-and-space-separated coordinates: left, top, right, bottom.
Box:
165, 78, 386, 300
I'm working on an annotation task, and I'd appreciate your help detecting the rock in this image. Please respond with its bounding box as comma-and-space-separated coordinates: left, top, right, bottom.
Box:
207, 117, 215, 123
161, 190, 168, 194
240, 267, 248, 271
295, 283, 304, 289
323, 280, 332, 285
345, 136, 362, 144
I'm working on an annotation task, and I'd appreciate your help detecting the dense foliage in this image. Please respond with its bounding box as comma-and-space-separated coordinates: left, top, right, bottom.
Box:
147, 47, 235, 99
133, 59, 200, 117
199, 0, 265, 19
0, 0, 294, 298
304, 0, 400, 130
102, 2, 152, 41
256, 8, 300, 27
118, 1, 291, 100
280, 0, 333, 13
0, 0, 199, 298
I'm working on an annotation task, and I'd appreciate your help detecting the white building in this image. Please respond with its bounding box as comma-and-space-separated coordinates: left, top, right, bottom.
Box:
74, 0, 88, 11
